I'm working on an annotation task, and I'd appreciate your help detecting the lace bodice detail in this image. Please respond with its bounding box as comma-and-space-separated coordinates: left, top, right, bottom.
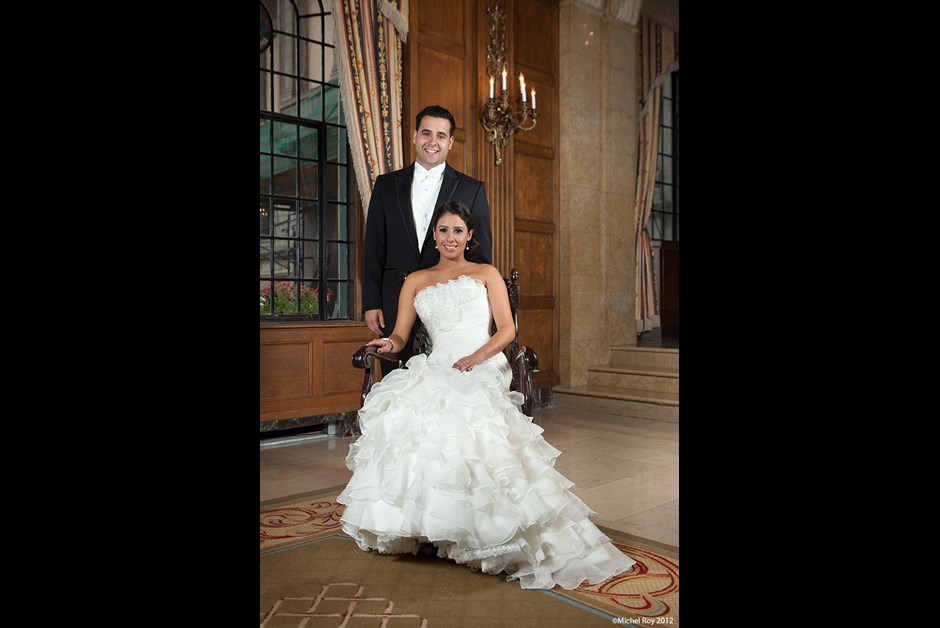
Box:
413, 275, 491, 364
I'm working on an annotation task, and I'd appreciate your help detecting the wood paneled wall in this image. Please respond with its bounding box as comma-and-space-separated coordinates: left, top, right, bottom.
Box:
405, 0, 560, 387
403, 0, 477, 177
506, 0, 558, 388
260, 323, 376, 421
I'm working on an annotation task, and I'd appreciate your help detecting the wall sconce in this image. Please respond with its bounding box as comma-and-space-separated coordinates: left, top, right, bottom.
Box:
480, 1, 537, 166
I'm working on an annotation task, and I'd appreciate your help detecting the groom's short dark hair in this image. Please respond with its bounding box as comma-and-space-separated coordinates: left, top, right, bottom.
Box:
415, 105, 456, 137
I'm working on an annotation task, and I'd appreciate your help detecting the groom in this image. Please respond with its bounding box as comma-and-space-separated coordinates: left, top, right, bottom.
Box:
362, 104, 493, 373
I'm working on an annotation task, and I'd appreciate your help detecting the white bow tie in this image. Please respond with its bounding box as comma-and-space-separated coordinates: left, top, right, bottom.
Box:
414, 168, 443, 184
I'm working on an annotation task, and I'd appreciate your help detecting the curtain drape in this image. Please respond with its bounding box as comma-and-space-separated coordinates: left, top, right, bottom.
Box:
634, 82, 662, 333
332, 0, 410, 214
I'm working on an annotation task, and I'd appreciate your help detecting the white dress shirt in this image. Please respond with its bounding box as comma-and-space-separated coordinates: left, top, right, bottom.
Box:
411, 162, 446, 252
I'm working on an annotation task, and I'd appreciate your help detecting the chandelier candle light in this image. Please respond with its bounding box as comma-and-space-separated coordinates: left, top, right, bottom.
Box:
480, 1, 537, 166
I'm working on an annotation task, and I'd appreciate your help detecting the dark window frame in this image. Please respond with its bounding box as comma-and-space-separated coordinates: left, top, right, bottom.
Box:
649, 70, 679, 243
259, 0, 355, 322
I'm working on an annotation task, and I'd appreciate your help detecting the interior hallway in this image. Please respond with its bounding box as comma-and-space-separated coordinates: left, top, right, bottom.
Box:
260, 406, 679, 548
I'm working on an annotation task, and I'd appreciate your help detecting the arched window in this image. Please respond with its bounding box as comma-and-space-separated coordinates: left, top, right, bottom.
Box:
259, 0, 354, 320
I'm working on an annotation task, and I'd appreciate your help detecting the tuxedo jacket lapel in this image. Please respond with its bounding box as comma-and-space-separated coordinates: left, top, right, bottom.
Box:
435, 164, 459, 208
395, 164, 420, 256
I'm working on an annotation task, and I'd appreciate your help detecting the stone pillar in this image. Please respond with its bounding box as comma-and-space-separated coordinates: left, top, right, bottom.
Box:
605, 13, 638, 350
559, 0, 638, 387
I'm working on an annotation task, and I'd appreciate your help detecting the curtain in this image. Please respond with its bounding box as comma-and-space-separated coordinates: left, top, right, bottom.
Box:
634, 82, 662, 333
637, 16, 678, 109
332, 0, 410, 213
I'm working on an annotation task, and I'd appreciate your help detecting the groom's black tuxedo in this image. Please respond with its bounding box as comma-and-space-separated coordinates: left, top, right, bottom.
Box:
362, 161, 492, 347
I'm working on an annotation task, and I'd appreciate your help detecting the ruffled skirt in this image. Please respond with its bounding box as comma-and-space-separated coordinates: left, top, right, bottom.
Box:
337, 353, 635, 590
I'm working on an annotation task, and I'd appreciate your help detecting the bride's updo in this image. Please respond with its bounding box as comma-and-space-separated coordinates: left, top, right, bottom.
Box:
430, 200, 480, 260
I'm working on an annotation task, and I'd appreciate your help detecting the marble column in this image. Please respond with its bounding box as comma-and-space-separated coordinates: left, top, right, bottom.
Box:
559, 0, 639, 387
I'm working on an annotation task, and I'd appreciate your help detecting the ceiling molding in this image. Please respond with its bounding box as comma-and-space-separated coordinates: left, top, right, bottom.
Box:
639, 0, 679, 31
562, 0, 652, 27
606, 0, 642, 26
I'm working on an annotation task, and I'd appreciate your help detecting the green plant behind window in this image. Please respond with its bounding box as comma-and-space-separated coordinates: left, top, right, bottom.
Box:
260, 281, 333, 315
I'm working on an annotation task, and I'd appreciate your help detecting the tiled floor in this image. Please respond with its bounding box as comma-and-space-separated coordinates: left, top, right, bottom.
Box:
260, 406, 679, 548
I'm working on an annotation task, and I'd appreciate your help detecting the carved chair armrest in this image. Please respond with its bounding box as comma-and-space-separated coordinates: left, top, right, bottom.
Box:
504, 345, 539, 376
352, 344, 405, 370
351, 345, 405, 408
505, 342, 540, 417
522, 346, 539, 373
519, 345, 539, 417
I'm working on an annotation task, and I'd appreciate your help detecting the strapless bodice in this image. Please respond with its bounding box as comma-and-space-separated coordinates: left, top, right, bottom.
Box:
413, 274, 492, 365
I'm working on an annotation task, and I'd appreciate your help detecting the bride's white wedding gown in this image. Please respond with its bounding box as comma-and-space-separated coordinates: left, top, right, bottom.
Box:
337, 275, 635, 590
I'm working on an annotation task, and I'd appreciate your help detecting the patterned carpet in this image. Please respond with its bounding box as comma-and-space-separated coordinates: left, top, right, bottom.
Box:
260, 488, 679, 627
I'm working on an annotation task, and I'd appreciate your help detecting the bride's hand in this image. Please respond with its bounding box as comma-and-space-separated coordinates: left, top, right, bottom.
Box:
453, 352, 484, 372
367, 338, 395, 354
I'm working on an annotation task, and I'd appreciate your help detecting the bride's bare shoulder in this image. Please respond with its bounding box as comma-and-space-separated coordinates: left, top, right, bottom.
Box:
406, 268, 444, 293
474, 264, 503, 283
403, 269, 430, 290
468, 263, 502, 285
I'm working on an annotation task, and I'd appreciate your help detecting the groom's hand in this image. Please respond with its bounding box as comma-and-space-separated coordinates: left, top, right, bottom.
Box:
365, 309, 385, 336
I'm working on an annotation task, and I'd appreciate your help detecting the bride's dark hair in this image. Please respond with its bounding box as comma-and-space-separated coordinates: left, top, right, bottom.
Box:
430, 200, 480, 259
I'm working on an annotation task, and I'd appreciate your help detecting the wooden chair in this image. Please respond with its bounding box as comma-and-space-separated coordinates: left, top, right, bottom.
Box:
351, 268, 539, 417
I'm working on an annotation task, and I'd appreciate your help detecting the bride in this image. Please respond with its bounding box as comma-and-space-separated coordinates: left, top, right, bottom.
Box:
337, 200, 635, 590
